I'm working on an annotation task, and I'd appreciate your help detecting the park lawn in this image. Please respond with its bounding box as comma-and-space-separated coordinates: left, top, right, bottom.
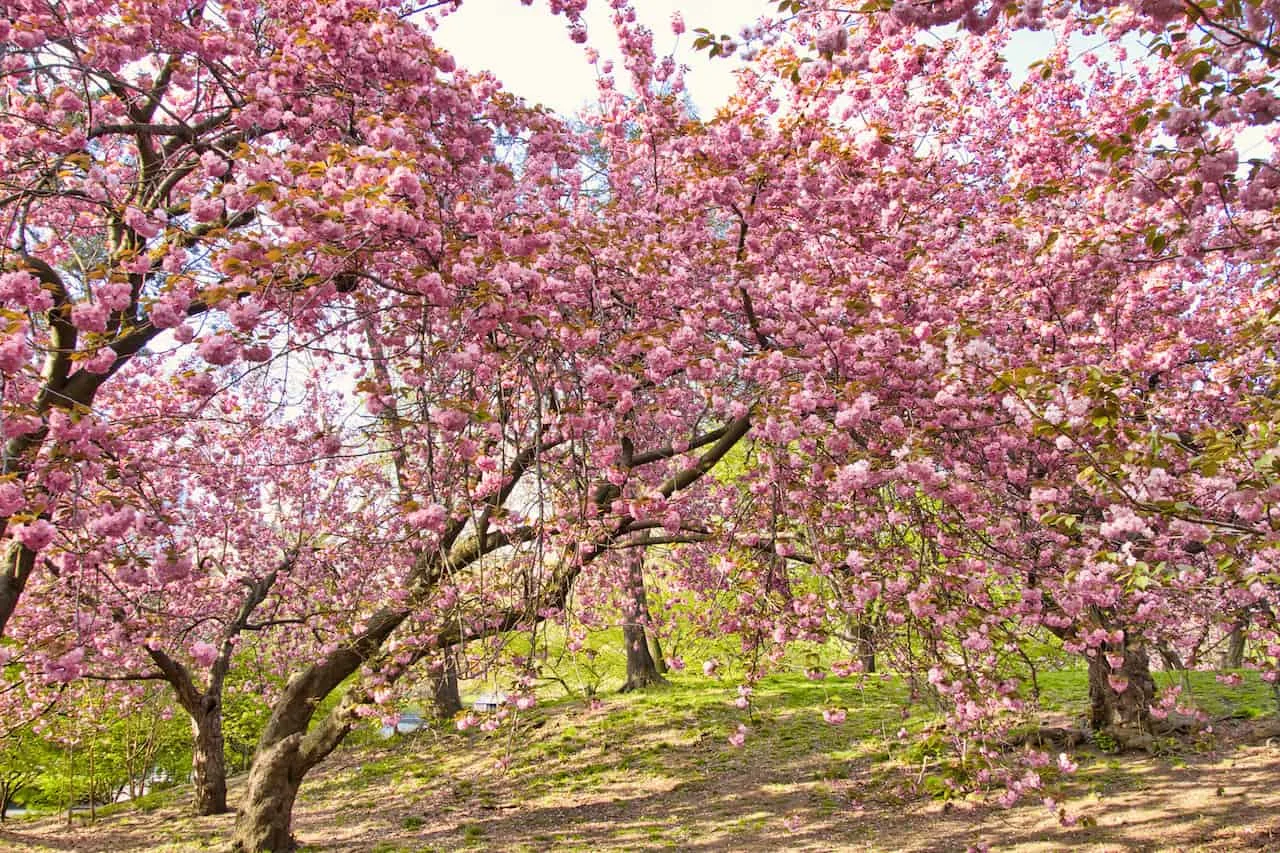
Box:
3, 670, 1278, 852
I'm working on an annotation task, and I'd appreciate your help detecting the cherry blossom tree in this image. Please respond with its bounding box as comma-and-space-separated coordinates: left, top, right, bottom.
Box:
6, 0, 1280, 847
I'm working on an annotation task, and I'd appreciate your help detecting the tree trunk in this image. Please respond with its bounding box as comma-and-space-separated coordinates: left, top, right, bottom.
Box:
1222, 617, 1247, 669
0, 543, 35, 640
648, 633, 668, 675
191, 700, 229, 816
619, 545, 666, 692
855, 620, 876, 673
1087, 641, 1156, 731
427, 648, 463, 721
1156, 642, 1185, 671
231, 735, 306, 853
621, 621, 666, 692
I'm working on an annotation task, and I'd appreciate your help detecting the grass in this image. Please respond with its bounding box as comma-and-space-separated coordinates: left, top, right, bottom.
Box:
11, 661, 1279, 853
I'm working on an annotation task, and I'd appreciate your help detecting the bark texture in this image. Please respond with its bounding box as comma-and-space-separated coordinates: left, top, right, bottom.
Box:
619, 544, 666, 692
191, 701, 229, 815
1087, 642, 1156, 731
428, 648, 463, 721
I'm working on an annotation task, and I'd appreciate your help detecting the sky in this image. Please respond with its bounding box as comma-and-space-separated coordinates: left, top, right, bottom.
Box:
431, 3, 1273, 166
431, 0, 758, 116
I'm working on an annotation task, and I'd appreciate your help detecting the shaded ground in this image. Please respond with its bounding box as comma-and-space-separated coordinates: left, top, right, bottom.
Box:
5, 684, 1280, 852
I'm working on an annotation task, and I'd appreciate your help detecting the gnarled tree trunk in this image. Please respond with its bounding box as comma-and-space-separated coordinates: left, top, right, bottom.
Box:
191, 700, 229, 815
231, 735, 306, 853
1087, 641, 1156, 731
231, 608, 406, 851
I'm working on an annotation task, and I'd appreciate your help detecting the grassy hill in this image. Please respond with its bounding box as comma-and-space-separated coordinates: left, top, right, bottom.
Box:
4, 670, 1279, 852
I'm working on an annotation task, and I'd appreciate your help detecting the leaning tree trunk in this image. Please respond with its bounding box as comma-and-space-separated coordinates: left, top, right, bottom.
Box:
191, 700, 229, 815
619, 543, 666, 693
427, 648, 463, 721
1087, 641, 1156, 731
231, 735, 306, 853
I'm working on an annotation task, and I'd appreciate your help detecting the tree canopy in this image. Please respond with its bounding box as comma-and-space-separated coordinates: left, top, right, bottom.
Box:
2, 0, 1278, 848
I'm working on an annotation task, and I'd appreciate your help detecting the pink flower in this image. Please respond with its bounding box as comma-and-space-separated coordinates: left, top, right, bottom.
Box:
154, 553, 192, 583
191, 641, 219, 668
702, 658, 719, 677
243, 343, 272, 362
124, 207, 162, 239
227, 299, 262, 332
190, 196, 223, 223
823, 708, 847, 725
0, 335, 29, 373
81, 347, 116, 374
200, 151, 229, 178
407, 503, 447, 533
198, 335, 240, 366
814, 26, 848, 56
430, 406, 468, 433
71, 302, 109, 333
14, 519, 55, 551
728, 724, 747, 747
0, 483, 24, 516
47, 648, 84, 682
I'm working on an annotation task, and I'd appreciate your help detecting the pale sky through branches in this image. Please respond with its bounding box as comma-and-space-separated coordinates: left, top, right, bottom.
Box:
433, 1, 756, 116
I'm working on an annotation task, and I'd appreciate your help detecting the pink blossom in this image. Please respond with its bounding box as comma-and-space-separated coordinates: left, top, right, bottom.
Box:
728, 724, 747, 747
198, 335, 240, 366
0, 483, 24, 516
228, 299, 262, 332
822, 708, 847, 725
81, 347, 117, 374
814, 26, 848, 56
14, 519, 55, 551
0, 272, 50, 312
191, 641, 219, 667
71, 302, 110, 333
124, 207, 162, 238
430, 407, 468, 433
190, 196, 223, 223
407, 503, 447, 533
0, 335, 29, 373
47, 648, 84, 682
